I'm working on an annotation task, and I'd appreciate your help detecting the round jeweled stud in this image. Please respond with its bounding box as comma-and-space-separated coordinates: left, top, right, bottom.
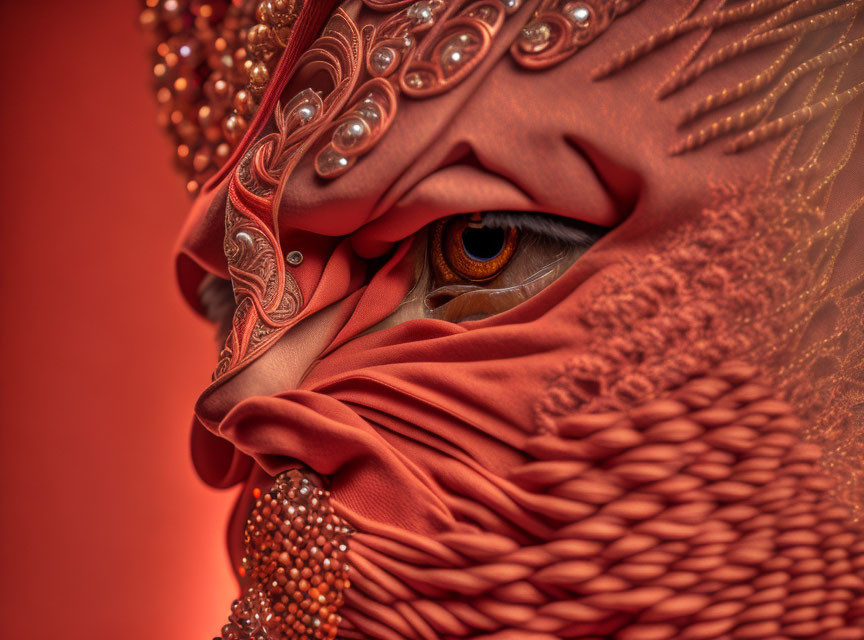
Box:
403, 71, 426, 89
407, 1, 435, 25
333, 116, 370, 152
564, 2, 592, 26
286, 250, 303, 266
315, 145, 351, 178
369, 46, 397, 76
440, 33, 477, 75
518, 21, 552, 53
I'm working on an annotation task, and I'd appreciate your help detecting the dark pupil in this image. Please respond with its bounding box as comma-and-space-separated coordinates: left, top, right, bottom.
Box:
461, 226, 507, 262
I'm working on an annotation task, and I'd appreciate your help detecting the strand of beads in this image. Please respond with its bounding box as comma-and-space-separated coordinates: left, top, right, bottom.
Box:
217, 470, 352, 640
140, 0, 301, 195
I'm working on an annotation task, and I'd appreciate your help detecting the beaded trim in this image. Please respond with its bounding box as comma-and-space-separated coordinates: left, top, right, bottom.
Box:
141, 0, 641, 192
141, 0, 302, 195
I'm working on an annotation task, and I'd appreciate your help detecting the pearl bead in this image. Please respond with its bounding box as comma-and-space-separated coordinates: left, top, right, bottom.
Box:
233, 89, 256, 117
296, 105, 315, 122
247, 23, 276, 61
222, 112, 248, 144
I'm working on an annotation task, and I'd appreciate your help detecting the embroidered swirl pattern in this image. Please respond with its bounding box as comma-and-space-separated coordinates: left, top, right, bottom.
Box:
216, 10, 368, 380
217, 0, 532, 380
510, 0, 642, 68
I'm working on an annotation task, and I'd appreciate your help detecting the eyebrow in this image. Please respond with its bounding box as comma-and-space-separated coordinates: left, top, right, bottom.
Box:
481, 211, 608, 246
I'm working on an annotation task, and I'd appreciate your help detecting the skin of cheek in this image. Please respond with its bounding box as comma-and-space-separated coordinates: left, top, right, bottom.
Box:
195, 294, 361, 426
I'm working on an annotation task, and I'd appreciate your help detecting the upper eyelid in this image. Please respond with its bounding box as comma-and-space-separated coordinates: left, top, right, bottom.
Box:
480, 211, 606, 246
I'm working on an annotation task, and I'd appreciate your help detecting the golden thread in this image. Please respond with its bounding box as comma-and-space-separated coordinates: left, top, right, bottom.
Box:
725, 81, 864, 152
805, 96, 864, 207
658, 1, 862, 98
677, 37, 801, 125
752, 0, 846, 35
672, 36, 863, 154
593, 0, 794, 79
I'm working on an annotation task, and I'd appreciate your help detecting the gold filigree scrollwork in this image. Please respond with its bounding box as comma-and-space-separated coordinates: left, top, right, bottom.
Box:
314, 79, 399, 178
214, 195, 303, 380
510, 0, 641, 69
215, 10, 368, 381
400, 1, 507, 96
313, 0, 522, 178
366, 1, 444, 79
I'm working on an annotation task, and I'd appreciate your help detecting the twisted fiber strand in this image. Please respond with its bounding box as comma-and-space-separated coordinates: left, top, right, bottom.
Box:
725, 79, 864, 152
780, 191, 861, 267
751, 0, 848, 34
805, 102, 864, 205
767, 64, 831, 175
672, 35, 863, 154
593, 0, 796, 79
785, 283, 864, 374
792, 53, 851, 183
657, 0, 862, 98
772, 195, 864, 360
677, 37, 800, 125
798, 50, 863, 203
768, 12, 858, 172
654, 0, 727, 104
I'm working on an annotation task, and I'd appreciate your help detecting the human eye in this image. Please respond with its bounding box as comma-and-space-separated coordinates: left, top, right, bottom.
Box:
393, 211, 607, 325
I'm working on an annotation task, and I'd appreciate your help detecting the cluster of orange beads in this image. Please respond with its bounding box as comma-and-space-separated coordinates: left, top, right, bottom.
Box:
139, 0, 300, 194
216, 471, 351, 640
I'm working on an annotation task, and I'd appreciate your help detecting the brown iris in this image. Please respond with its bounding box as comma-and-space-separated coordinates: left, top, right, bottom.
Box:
431, 215, 519, 283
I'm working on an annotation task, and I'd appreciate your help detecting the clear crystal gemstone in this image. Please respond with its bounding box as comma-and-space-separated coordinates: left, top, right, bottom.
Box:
440, 33, 478, 75
316, 145, 350, 178
333, 116, 370, 152
565, 3, 592, 25
404, 72, 425, 89
407, 1, 434, 24
518, 21, 552, 53
357, 98, 381, 123
370, 46, 396, 75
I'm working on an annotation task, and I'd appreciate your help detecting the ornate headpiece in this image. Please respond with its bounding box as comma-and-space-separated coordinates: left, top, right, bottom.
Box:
141, 0, 648, 194
140, 0, 305, 195
143, 0, 864, 196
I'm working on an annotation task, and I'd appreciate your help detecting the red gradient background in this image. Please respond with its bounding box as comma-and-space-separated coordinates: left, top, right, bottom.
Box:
0, 3, 237, 638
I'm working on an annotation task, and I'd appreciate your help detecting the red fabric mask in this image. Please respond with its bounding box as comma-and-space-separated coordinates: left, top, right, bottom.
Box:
174, 1, 864, 637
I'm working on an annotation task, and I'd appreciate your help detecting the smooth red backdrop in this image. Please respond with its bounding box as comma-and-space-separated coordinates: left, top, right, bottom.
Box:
0, 3, 238, 638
